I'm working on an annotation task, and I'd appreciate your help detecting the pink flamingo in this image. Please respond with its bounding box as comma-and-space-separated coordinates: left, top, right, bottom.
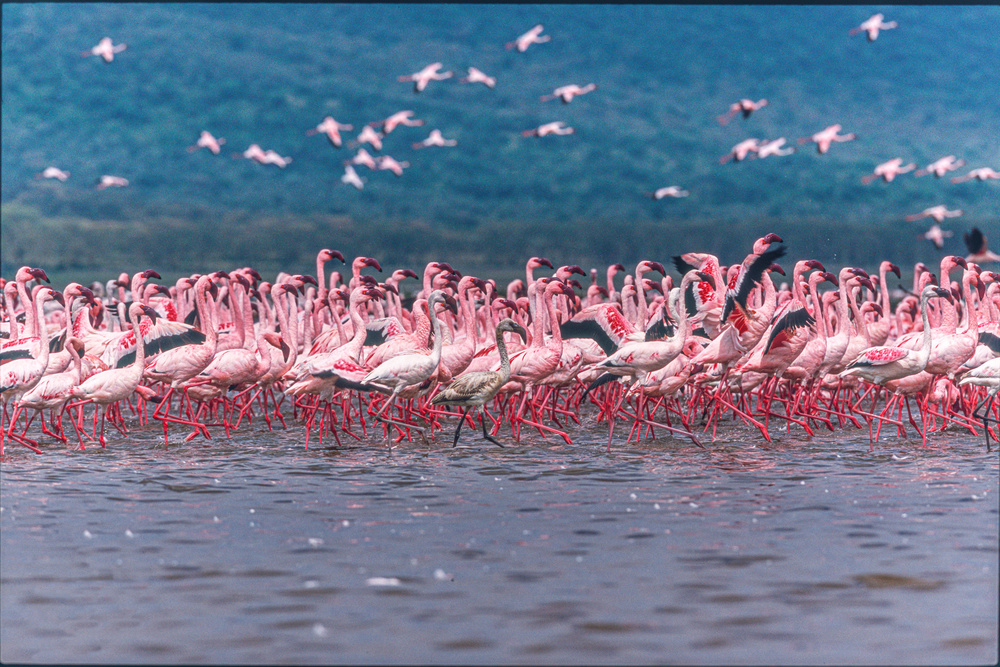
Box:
36, 167, 70, 181
540, 83, 597, 104
919, 223, 954, 249
849, 13, 898, 41
522, 122, 574, 137
459, 67, 496, 88
861, 157, 916, 184
755, 138, 794, 158
412, 129, 457, 149
915, 155, 965, 178
798, 124, 856, 154
307, 117, 353, 148
238, 144, 268, 164
187, 131, 225, 155
964, 227, 1000, 264
341, 164, 364, 189
96, 175, 128, 190
951, 167, 1000, 184
349, 148, 378, 170
647, 186, 689, 199
351, 125, 383, 151
720, 138, 760, 164
398, 63, 453, 93
261, 149, 292, 168
906, 205, 963, 224
375, 155, 409, 176
507, 24, 551, 52
717, 99, 768, 126
82, 37, 126, 62
13, 337, 93, 444
376, 110, 424, 134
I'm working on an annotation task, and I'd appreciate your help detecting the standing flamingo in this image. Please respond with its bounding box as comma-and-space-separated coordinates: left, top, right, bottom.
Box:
431, 318, 528, 446
958, 357, 1000, 450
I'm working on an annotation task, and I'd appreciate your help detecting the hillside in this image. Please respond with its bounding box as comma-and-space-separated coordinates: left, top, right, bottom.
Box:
3, 4, 999, 281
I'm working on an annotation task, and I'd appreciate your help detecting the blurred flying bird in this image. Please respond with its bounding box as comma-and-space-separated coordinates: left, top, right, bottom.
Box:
849, 13, 898, 42
307, 117, 353, 148
412, 129, 457, 149
798, 124, 856, 154
861, 157, 916, 184
951, 167, 1000, 183
398, 62, 453, 93
82, 37, 126, 62
95, 175, 128, 190
905, 205, 963, 224
187, 131, 226, 155
540, 83, 597, 104
717, 98, 768, 126
459, 67, 496, 88
647, 186, 689, 200
919, 224, 953, 250
507, 24, 551, 52
522, 121, 574, 137
36, 167, 70, 182
915, 155, 965, 178
341, 164, 364, 190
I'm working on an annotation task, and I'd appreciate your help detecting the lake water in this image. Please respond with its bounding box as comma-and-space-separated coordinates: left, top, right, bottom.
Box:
1, 410, 997, 665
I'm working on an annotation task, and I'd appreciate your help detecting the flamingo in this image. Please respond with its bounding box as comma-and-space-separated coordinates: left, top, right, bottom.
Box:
187, 131, 225, 155
754, 138, 794, 158
307, 117, 353, 148
915, 155, 965, 178
861, 158, 916, 184
412, 129, 457, 149
341, 164, 364, 189
261, 150, 292, 168
522, 122, 574, 137
849, 13, 898, 41
362, 290, 453, 440
906, 206, 963, 224
82, 37, 126, 62
349, 148, 378, 170
398, 62, 453, 93
95, 175, 128, 190
798, 124, 856, 154
507, 24, 550, 52
13, 337, 91, 444
840, 285, 952, 385
647, 186, 689, 200
36, 167, 70, 181
717, 98, 768, 126
431, 318, 528, 446
351, 125, 383, 151
951, 167, 1000, 184
963, 227, 1000, 264
239, 144, 268, 164
720, 138, 760, 164
376, 110, 424, 134
375, 155, 409, 176
919, 224, 954, 249
540, 83, 597, 104
957, 357, 1000, 450
459, 67, 495, 88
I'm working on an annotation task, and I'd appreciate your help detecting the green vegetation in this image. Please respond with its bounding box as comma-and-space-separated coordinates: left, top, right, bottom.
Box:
3, 4, 999, 282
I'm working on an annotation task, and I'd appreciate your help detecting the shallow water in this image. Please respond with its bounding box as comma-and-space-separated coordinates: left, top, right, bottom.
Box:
1, 410, 997, 665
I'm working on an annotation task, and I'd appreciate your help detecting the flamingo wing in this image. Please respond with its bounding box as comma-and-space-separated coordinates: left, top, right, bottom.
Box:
849, 346, 909, 367
763, 307, 815, 354
721, 245, 787, 324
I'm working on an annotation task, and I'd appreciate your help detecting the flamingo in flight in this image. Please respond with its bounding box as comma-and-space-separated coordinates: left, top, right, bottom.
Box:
351, 125, 384, 151
647, 186, 689, 200
349, 148, 378, 170
341, 164, 364, 190
798, 124, 856, 154
905, 205, 963, 224
540, 83, 597, 104
398, 62, 453, 93
187, 131, 225, 155
861, 157, 916, 184
964, 227, 1000, 264
754, 138, 794, 158
522, 122, 574, 137
412, 129, 457, 149
915, 155, 965, 178
82, 37, 126, 62
307, 117, 353, 148
507, 24, 550, 52
919, 224, 954, 250
849, 14, 898, 42
376, 110, 424, 134
36, 167, 70, 181
375, 155, 409, 177
717, 98, 768, 126
951, 167, 1000, 183
459, 67, 496, 88
95, 175, 128, 190
720, 138, 760, 164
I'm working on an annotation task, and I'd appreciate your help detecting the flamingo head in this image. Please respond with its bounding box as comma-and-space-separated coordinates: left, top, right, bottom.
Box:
640, 278, 663, 294
881, 261, 902, 279
491, 298, 518, 313
821, 272, 838, 287
529, 257, 553, 271
379, 282, 399, 296
769, 263, 785, 276
802, 260, 825, 272
497, 318, 528, 345
318, 249, 346, 264
359, 257, 383, 272
393, 268, 419, 281
638, 260, 666, 276
558, 265, 586, 279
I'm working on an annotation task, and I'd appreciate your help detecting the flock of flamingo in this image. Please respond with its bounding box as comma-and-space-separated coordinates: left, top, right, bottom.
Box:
2, 235, 999, 457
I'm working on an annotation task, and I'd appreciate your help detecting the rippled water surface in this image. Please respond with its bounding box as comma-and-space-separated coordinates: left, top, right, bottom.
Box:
2, 414, 997, 665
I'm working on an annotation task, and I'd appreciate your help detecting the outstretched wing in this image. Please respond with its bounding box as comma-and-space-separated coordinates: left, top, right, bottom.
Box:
721, 245, 787, 324
963, 227, 986, 255
763, 307, 815, 354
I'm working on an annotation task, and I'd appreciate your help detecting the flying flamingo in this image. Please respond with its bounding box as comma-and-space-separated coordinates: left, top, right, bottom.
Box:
375, 155, 409, 176
187, 131, 225, 155
915, 155, 965, 178
82, 37, 126, 62
349, 148, 378, 170
261, 149, 292, 168
341, 164, 364, 189
238, 144, 268, 164
36, 167, 70, 181
717, 99, 768, 126
95, 175, 128, 190
307, 117, 353, 148
523, 122, 574, 137
951, 167, 1000, 183
432, 318, 528, 447
719, 138, 760, 164
362, 290, 453, 441
905, 205, 963, 224
376, 110, 424, 134
459, 67, 496, 88
351, 125, 383, 151
754, 138, 795, 158
398, 62, 453, 93
798, 124, 856, 154
849, 14, 898, 42
647, 186, 689, 199
964, 227, 1000, 264
861, 158, 916, 184
412, 129, 457, 149
507, 24, 551, 52
919, 224, 954, 249
540, 83, 597, 104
